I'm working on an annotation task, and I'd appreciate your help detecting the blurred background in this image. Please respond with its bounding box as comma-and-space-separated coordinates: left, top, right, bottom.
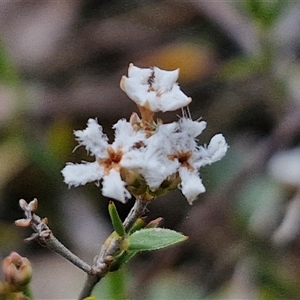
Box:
1, 0, 300, 299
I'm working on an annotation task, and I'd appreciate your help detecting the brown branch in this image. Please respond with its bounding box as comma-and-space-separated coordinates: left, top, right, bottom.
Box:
16, 198, 92, 274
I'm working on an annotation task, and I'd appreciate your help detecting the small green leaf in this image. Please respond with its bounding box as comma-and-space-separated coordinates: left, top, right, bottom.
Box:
128, 228, 188, 251
108, 201, 125, 237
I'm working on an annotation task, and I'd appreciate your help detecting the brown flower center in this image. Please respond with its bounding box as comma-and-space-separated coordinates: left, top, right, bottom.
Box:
168, 150, 194, 171
98, 146, 123, 175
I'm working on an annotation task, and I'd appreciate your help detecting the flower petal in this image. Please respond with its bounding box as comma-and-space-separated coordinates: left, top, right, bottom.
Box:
152, 67, 179, 93
102, 169, 131, 203
120, 76, 149, 106
127, 63, 152, 83
158, 85, 191, 112
61, 161, 103, 187
207, 134, 228, 163
112, 119, 146, 151
179, 168, 205, 204
143, 157, 179, 190
179, 118, 207, 138
74, 119, 108, 158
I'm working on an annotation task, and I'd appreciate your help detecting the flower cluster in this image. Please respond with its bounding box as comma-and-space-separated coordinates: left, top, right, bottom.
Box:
62, 64, 228, 204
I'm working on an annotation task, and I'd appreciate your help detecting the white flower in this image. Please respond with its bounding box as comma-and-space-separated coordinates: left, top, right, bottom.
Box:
62, 65, 228, 205
159, 119, 228, 204
124, 123, 180, 190
120, 63, 192, 112
123, 117, 228, 204
179, 133, 227, 204
61, 118, 146, 203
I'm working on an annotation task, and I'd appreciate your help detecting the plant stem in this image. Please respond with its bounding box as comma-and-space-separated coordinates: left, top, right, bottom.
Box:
78, 198, 148, 300
40, 234, 92, 273
78, 275, 100, 300
123, 198, 149, 232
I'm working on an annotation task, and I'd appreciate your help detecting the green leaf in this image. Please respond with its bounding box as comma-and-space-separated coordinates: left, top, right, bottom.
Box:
108, 201, 125, 237
128, 228, 188, 251
107, 267, 126, 300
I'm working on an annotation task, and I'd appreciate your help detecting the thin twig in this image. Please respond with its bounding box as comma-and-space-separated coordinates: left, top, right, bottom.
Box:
16, 198, 92, 274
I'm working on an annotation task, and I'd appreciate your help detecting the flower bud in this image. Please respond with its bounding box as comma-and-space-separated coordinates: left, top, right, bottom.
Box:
18, 199, 28, 210
2, 252, 32, 291
146, 217, 163, 228
15, 219, 31, 228
28, 198, 38, 212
